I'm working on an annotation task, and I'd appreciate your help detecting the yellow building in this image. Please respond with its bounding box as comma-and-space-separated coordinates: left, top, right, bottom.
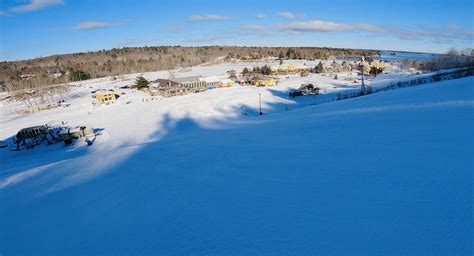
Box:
220, 79, 235, 87
95, 91, 116, 104
271, 64, 306, 75
370, 60, 388, 70
255, 78, 276, 87
287, 64, 297, 73
271, 68, 286, 75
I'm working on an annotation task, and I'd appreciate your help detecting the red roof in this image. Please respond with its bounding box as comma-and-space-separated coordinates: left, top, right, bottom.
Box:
152, 79, 181, 88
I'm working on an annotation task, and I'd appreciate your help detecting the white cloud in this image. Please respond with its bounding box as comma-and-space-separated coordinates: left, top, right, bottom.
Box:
188, 14, 234, 22
446, 24, 461, 32
74, 21, 115, 31
256, 13, 266, 19
185, 35, 226, 43
283, 20, 388, 34
72, 19, 131, 31
240, 24, 265, 31
164, 24, 186, 34
285, 20, 352, 32
11, 0, 63, 13
277, 12, 297, 19
353, 23, 386, 33
119, 38, 162, 46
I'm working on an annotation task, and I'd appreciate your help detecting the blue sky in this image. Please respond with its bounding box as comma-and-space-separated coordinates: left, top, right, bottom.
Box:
0, 0, 473, 61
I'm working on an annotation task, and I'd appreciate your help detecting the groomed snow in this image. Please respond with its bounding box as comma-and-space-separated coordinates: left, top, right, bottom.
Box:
0, 73, 472, 254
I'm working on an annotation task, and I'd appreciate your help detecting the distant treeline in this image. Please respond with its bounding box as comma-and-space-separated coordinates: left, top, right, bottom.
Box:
0, 46, 378, 91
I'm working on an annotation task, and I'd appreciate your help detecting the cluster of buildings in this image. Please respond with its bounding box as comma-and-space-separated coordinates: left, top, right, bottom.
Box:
148, 79, 197, 97
90, 75, 245, 105
268, 60, 390, 76
91, 59, 391, 104
323, 61, 354, 74
145, 76, 228, 97
141, 74, 281, 98
270, 64, 308, 75
142, 75, 255, 98
324, 60, 391, 74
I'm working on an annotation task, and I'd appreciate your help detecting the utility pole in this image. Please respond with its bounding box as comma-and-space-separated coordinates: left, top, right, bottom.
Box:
360, 56, 366, 94
259, 93, 263, 115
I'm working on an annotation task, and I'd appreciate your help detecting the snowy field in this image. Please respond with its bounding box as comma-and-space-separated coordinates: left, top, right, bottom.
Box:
0, 59, 423, 139
0, 63, 472, 254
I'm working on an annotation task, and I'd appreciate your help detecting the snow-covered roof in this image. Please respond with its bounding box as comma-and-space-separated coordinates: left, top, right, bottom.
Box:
220, 78, 233, 83
174, 75, 203, 83
200, 76, 225, 83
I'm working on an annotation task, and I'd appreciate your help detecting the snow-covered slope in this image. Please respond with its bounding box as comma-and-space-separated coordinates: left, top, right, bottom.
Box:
0, 77, 472, 255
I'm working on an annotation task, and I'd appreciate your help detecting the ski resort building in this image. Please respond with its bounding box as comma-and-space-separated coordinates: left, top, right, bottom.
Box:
201, 76, 222, 88
148, 78, 209, 97
271, 64, 308, 75
94, 91, 117, 104
175, 76, 208, 93
254, 77, 276, 87
149, 79, 185, 97
220, 79, 235, 87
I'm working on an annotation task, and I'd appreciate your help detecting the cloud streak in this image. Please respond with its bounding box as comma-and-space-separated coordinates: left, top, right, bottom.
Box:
188, 14, 234, 22
185, 35, 227, 43
11, 0, 63, 13
282, 20, 387, 33
284, 20, 352, 32
73, 20, 131, 31
74, 21, 115, 31
277, 12, 299, 19
279, 20, 473, 44
119, 38, 162, 46
240, 24, 265, 31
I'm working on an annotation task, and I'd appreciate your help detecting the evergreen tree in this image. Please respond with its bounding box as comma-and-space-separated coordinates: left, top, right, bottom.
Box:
369, 66, 383, 77
242, 67, 249, 76
286, 48, 295, 59
279, 51, 285, 60
261, 65, 272, 75
69, 70, 91, 82
315, 61, 324, 73
135, 76, 149, 89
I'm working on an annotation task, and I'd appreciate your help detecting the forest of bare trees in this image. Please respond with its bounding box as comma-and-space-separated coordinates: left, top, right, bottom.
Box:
8, 84, 71, 113
0, 46, 377, 92
401, 50, 474, 72
421, 49, 474, 71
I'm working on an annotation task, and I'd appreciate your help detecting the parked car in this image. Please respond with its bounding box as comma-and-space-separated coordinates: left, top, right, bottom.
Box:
289, 84, 321, 97
300, 83, 320, 95
289, 89, 304, 98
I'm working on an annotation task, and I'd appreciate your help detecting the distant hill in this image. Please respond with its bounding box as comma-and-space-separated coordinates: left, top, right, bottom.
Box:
0, 46, 378, 91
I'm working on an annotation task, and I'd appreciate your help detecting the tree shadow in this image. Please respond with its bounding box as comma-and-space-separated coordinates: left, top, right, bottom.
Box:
0, 87, 367, 254
0, 92, 294, 197
0, 83, 470, 255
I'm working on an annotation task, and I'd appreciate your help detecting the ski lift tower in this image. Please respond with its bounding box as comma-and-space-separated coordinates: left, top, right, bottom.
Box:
360, 56, 366, 94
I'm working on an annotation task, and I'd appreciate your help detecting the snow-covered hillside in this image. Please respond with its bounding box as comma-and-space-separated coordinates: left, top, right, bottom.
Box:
0, 75, 472, 254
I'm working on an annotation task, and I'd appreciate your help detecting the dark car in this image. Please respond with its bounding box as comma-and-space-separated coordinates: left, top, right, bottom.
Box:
289, 89, 304, 98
